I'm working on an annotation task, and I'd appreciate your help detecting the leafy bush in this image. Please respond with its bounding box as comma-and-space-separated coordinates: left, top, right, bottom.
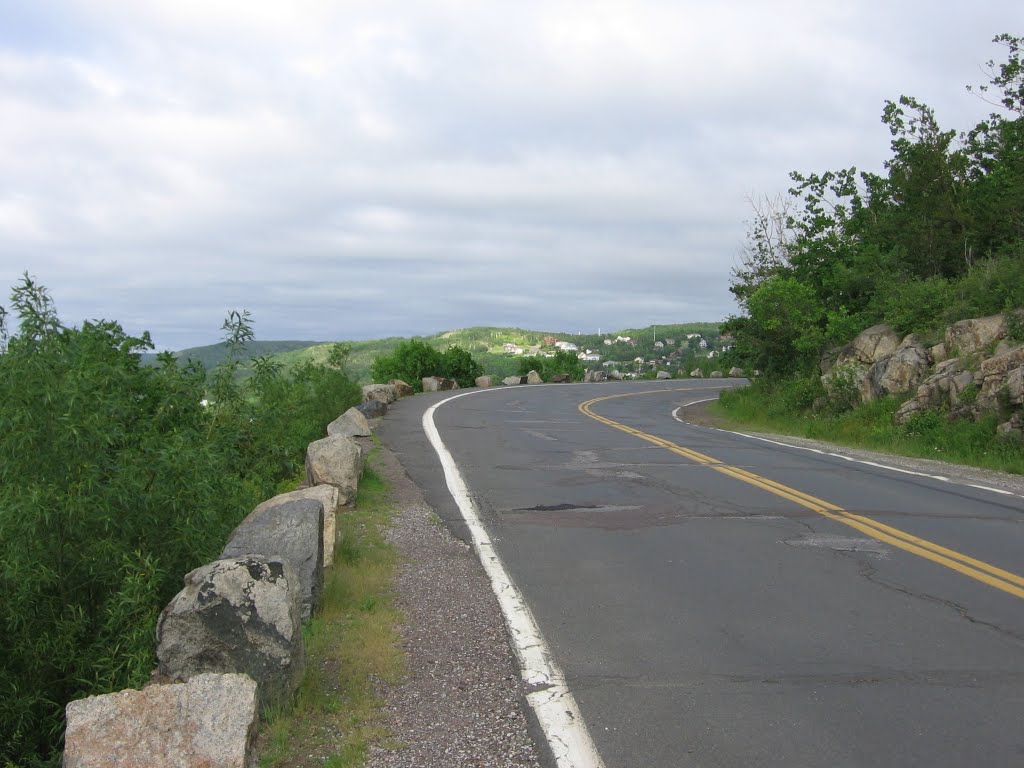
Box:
517, 349, 585, 381
370, 339, 441, 391
440, 345, 483, 387
369, 339, 484, 390
0, 276, 359, 767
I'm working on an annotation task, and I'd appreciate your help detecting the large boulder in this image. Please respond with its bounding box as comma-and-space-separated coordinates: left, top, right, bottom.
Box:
550, 373, 571, 383
583, 369, 607, 383
355, 399, 387, 420
946, 314, 1006, 357
362, 383, 397, 405
422, 376, 458, 392
502, 375, 526, 386
326, 407, 371, 439
388, 379, 415, 397
156, 558, 303, 710
607, 369, 624, 380
656, 371, 672, 380
306, 434, 364, 504
475, 375, 496, 388
710, 371, 723, 378
526, 370, 544, 385
728, 367, 745, 378
63, 673, 258, 768
221, 498, 324, 622
690, 369, 704, 378
252, 485, 341, 568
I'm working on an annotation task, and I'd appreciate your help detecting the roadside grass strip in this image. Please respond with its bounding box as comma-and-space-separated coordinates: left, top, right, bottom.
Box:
579, 392, 1024, 601
258, 461, 405, 768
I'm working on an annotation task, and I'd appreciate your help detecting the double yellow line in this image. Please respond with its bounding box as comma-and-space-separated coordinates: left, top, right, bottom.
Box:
579, 390, 1024, 600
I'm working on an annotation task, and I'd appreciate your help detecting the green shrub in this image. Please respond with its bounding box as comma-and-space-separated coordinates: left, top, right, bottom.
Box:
517, 349, 585, 381
0, 276, 360, 767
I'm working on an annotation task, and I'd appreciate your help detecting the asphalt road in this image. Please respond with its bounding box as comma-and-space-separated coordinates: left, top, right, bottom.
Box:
376, 380, 1024, 768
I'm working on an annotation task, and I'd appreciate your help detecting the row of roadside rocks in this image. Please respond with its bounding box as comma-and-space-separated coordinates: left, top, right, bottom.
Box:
819, 311, 1024, 435
62, 405, 378, 768
361, 368, 750, 400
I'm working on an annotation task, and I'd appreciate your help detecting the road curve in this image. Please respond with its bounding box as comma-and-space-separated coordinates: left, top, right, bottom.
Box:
377, 380, 1024, 768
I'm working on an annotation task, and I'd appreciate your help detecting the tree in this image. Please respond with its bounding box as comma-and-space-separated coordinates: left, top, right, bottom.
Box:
370, 339, 443, 391
440, 345, 483, 387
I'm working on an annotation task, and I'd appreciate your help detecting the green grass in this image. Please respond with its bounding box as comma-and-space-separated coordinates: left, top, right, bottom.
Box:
714, 382, 1024, 475
257, 461, 405, 768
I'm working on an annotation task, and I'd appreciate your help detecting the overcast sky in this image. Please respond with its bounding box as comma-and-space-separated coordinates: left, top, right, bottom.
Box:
0, 2, 1019, 350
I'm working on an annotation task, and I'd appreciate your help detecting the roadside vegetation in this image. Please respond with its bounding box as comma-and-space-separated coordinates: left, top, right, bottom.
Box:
0, 277, 361, 768
718, 33, 1024, 470
712, 383, 1024, 475
257, 457, 404, 768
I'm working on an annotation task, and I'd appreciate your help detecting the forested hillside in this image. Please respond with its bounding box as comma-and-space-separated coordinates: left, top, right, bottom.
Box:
261, 322, 724, 383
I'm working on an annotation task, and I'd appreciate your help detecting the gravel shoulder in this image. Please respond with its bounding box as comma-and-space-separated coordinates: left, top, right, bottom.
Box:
367, 446, 542, 768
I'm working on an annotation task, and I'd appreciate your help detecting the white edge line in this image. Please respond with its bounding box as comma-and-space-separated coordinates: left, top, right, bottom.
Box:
423, 389, 606, 768
672, 401, 1024, 501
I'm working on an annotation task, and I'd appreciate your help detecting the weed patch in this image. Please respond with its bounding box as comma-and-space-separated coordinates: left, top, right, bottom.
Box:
714, 382, 1024, 475
256, 461, 404, 768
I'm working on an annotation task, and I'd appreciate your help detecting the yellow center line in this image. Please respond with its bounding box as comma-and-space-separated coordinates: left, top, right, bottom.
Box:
578, 390, 1024, 599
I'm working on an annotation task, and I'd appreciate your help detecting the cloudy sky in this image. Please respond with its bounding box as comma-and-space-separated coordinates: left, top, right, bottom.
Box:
0, 2, 1019, 350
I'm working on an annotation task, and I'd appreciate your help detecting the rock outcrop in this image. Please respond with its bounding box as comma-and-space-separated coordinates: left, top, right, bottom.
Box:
156, 559, 303, 710
945, 314, 1006, 357
977, 344, 1024, 410
63, 673, 258, 768
221, 498, 324, 622
305, 434, 365, 504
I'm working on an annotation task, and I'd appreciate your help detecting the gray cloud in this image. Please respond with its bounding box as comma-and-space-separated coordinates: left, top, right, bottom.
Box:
0, 1, 1018, 350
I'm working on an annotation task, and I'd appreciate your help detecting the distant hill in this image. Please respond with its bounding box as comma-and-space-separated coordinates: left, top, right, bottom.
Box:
140, 340, 324, 371
262, 323, 725, 383
142, 323, 726, 383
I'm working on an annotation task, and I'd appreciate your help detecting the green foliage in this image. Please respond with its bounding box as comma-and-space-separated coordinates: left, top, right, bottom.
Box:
369, 339, 442, 391
369, 339, 484, 390
517, 349, 586, 381
0, 277, 360, 767
716, 383, 1024, 474
439, 345, 483, 387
